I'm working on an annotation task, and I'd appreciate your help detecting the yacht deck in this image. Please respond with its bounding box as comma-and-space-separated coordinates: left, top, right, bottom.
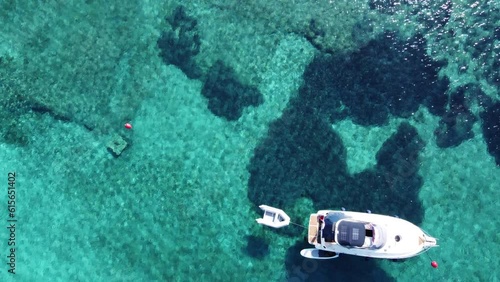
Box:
308, 214, 319, 244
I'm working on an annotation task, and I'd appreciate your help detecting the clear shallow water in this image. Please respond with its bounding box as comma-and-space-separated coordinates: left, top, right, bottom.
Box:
0, 1, 499, 281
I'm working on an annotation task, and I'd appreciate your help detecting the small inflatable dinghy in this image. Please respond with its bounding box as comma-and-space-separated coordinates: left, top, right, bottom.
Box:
255, 205, 290, 228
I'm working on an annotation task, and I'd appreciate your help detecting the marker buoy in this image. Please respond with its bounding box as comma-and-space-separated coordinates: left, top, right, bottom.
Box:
124, 123, 132, 129
431, 261, 438, 268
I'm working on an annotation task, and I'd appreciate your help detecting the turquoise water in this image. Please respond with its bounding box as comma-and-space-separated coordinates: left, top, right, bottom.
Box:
1, 1, 499, 281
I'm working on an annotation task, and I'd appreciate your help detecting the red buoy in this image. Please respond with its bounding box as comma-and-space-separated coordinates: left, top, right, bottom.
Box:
431, 261, 438, 268
124, 123, 132, 129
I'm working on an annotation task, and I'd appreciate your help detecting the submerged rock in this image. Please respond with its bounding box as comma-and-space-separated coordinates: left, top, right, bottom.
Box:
243, 235, 269, 259
480, 102, 500, 165
157, 5, 202, 79
300, 32, 448, 126
435, 85, 477, 148
202, 60, 263, 121
107, 134, 128, 157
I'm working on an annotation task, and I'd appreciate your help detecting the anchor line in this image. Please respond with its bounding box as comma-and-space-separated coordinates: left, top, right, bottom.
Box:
290, 221, 306, 229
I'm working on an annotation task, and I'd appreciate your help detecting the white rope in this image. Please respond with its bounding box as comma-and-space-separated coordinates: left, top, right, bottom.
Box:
290, 221, 306, 229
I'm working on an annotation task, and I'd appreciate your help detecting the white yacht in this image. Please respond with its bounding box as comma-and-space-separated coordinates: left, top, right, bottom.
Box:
256, 206, 438, 260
